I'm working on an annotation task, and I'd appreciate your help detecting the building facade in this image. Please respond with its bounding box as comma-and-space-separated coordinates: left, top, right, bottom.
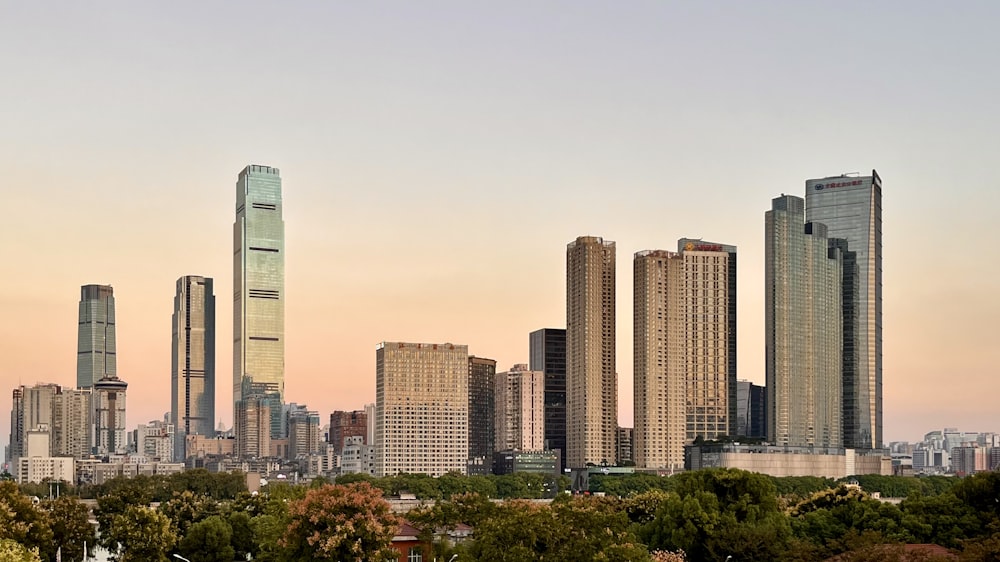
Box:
329, 410, 368, 454
805, 171, 883, 449
77, 284, 116, 389
233, 165, 286, 422
375, 342, 469, 476
529, 328, 566, 469
234, 394, 271, 459
736, 380, 767, 439
93, 376, 128, 456
633, 243, 735, 471
468, 356, 497, 463
766, 195, 843, 448
495, 364, 546, 452
566, 236, 617, 468
171, 275, 216, 462
287, 406, 321, 459
51, 387, 92, 458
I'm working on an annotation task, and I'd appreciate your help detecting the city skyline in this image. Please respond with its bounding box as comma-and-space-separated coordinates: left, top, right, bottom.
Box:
3, 3, 999, 451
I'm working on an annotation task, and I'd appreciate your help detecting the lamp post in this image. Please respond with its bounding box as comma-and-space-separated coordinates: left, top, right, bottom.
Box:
173, 554, 192, 562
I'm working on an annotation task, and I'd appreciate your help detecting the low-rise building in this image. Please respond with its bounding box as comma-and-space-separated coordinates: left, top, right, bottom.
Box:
685, 443, 891, 478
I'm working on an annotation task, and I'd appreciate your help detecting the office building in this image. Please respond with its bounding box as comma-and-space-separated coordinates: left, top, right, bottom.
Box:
51, 387, 92, 458
529, 328, 566, 468
633, 242, 735, 471
566, 236, 617, 468
329, 410, 368, 453
495, 364, 546, 452
286, 405, 321, 459
6, 388, 24, 470
77, 284, 116, 389
468, 356, 497, 463
234, 394, 272, 459
93, 375, 128, 456
805, 171, 883, 449
616, 426, 633, 466
233, 165, 286, 423
132, 420, 174, 461
375, 342, 468, 477
171, 275, 216, 462
766, 195, 843, 448
736, 380, 767, 439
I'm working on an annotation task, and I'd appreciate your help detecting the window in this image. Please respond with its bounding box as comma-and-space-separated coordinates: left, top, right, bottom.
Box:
408, 547, 423, 562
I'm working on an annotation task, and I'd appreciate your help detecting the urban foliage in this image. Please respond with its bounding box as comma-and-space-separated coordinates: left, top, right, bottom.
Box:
3, 469, 1000, 561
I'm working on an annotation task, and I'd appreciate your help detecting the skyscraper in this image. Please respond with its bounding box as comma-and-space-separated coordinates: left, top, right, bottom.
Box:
494, 364, 546, 452
376, 342, 469, 476
233, 165, 285, 422
766, 195, 843, 449
566, 236, 616, 468
171, 275, 216, 461
805, 171, 883, 449
468, 356, 497, 464
529, 328, 566, 469
77, 284, 116, 389
51, 387, 92, 458
93, 375, 128, 455
633, 241, 735, 471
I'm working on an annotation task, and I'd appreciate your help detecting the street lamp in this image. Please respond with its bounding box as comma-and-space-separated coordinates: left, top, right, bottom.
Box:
449, 556, 459, 562
173, 555, 192, 562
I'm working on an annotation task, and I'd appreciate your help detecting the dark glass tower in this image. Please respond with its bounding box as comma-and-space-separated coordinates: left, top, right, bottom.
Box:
529, 328, 566, 470
468, 356, 497, 470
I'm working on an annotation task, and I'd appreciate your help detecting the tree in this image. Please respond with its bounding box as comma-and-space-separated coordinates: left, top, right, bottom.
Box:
176, 515, 235, 562
0, 481, 54, 561
227, 510, 256, 561
0, 539, 41, 562
466, 497, 652, 561
790, 486, 913, 559
42, 496, 96, 562
101, 505, 177, 562
93, 481, 153, 533
159, 490, 219, 537
279, 482, 399, 561
639, 469, 792, 561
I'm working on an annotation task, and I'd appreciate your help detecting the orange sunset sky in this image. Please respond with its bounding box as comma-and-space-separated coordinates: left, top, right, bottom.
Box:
2, 2, 999, 452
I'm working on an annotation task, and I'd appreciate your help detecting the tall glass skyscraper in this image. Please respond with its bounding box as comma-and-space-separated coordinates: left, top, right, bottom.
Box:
172, 275, 216, 461
77, 284, 116, 389
766, 195, 843, 449
805, 171, 882, 449
233, 165, 285, 423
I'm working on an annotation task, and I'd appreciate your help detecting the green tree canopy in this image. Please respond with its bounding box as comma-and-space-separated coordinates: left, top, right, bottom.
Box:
0, 481, 54, 561
639, 468, 792, 561
42, 496, 96, 562
102, 505, 176, 562
176, 515, 235, 562
0, 539, 41, 562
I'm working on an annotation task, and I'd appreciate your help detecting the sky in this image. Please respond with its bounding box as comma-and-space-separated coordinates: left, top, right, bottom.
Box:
2, 2, 999, 452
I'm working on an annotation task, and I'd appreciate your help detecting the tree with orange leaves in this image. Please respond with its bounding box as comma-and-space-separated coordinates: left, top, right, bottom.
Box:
280, 481, 399, 562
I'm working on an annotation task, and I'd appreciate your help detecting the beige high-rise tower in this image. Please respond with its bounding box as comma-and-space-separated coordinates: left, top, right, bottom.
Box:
633, 241, 736, 471
375, 342, 469, 476
566, 236, 616, 468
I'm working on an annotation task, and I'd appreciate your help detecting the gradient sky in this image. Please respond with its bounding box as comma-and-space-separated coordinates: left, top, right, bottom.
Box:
2, 2, 998, 453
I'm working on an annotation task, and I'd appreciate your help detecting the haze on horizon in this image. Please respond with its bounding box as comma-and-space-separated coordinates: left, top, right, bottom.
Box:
2, 1, 998, 452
